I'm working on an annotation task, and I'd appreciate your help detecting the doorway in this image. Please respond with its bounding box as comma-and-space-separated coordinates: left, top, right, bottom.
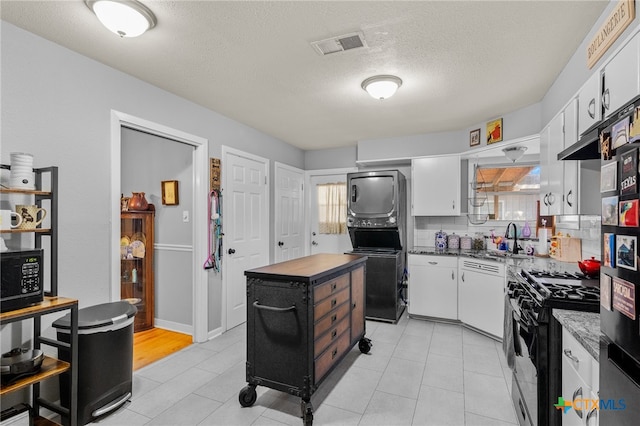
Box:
221, 147, 269, 331
274, 162, 304, 263
110, 111, 209, 343
306, 168, 356, 255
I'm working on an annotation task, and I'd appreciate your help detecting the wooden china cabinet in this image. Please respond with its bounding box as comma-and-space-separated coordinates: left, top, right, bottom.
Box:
120, 205, 155, 332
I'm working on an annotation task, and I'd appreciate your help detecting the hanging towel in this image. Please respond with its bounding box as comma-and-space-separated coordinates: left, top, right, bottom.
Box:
502, 294, 516, 369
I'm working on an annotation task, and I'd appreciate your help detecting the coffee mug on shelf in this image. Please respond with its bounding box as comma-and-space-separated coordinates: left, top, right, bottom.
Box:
15, 205, 47, 230
0, 210, 23, 230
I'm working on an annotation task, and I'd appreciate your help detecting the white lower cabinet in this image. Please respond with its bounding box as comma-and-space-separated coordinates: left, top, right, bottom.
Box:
407, 254, 457, 320
458, 259, 505, 339
561, 327, 599, 426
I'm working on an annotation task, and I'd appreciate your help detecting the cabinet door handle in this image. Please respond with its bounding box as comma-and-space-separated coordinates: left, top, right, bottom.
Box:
572, 386, 583, 419
588, 98, 596, 119
461, 272, 465, 282
563, 348, 580, 364
566, 189, 573, 207
548, 193, 555, 206
428, 261, 438, 265
543, 193, 549, 206
452, 200, 455, 210
351, 185, 357, 202
586, 406, 598, 425
451, 271, 454, 280
602, 88, 610, 111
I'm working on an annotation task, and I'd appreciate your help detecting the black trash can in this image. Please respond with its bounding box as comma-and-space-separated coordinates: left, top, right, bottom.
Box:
53, 301, 137, 426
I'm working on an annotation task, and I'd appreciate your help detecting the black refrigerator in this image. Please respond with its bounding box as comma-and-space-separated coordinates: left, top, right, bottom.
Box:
599, 94, 640, 425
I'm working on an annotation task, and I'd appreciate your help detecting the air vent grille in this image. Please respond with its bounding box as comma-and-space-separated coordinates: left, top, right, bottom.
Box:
311, 32, 366, 56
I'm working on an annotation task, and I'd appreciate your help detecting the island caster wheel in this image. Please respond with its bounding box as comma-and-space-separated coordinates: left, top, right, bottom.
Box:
301, 400, 313, 426
359, 337, 372, 354
238, 385, 257, 407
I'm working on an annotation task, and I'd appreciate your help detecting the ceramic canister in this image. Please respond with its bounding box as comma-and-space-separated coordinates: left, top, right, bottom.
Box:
435, 230, 447, 250
447, 233, 460, 249
460, 234, 473, 250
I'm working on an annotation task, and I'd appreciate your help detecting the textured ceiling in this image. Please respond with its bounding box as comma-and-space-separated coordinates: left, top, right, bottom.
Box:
1, 1, 609, 150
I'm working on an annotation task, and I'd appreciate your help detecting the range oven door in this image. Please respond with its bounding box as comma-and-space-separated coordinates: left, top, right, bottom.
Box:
511, 303, 538, 426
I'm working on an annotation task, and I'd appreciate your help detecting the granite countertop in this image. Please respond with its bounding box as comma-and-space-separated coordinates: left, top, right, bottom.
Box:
553, 309, 600, 361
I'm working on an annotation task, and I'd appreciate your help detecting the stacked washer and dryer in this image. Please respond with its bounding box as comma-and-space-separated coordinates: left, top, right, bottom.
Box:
346, 170, 406, 323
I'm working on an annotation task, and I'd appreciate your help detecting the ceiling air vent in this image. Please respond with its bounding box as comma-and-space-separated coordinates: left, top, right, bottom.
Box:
311, 32, 367, 56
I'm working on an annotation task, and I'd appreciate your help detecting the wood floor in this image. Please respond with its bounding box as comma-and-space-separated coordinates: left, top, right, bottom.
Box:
133, 328, 192, 371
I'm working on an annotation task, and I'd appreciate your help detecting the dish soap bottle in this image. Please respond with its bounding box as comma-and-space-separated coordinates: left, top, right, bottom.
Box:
522, 221, 531, 238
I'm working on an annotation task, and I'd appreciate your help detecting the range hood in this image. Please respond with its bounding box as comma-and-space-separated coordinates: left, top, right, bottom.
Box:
558, 125, 600, 161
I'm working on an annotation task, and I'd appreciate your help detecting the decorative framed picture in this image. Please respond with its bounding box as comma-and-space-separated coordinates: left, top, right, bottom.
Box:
619, 199, 639, 227
616, 234, 637, 271
612, 115, 630, 149
470, 128, 481, 147
486, 118, 503, 144
604, 233, 615, 267
601, 161, 617, 192
161, 180, 179, 206
602, 195, 619, 225
600, 272, 612, 311
620, 148, 638, 195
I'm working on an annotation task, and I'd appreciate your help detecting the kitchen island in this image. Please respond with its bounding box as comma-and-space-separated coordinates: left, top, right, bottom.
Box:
239, 253, 370, 426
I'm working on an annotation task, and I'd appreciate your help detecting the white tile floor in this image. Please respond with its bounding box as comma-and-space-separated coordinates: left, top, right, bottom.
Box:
96, 313, 518, 425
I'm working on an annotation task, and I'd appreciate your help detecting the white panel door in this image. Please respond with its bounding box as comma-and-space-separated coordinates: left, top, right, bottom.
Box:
309, 174, 352, 255
223, 149, 268, 330
275, 162, 304, 263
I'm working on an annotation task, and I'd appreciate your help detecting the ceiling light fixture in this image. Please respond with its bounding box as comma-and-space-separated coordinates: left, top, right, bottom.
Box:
502, 146, 528, 162
85, 0, 157, 38
361, 75, 403, 100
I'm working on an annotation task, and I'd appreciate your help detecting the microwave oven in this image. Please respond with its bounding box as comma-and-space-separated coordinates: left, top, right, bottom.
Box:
1, 249, 44, 312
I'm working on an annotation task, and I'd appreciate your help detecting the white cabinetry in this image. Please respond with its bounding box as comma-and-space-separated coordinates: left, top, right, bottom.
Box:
602, 33, 640, 118
540, 100, 582, 215
578, 71, 602, 136
407, 254, 457, 320
561, 327, 599, 426
458, 259, 505, 339
411, 155, 460, 216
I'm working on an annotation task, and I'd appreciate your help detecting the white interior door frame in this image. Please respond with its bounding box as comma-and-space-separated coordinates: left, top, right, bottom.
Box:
110, 110, 210, 342
304, 167, 357, 256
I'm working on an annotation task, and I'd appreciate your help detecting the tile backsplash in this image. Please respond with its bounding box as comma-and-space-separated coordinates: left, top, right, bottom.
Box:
412, 214, 601, 260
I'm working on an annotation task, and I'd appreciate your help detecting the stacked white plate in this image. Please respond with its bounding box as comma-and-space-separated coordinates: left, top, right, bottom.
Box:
9, 152, 35, 189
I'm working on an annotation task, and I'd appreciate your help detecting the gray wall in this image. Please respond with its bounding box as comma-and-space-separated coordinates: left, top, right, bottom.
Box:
0, 22, 304, 336
121, 128, 194, 327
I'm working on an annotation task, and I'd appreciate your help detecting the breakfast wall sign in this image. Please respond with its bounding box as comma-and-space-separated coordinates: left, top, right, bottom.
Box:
587, 0, 635, 69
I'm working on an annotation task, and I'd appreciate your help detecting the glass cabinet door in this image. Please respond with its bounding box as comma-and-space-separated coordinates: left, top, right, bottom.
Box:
121, 207, 155, 332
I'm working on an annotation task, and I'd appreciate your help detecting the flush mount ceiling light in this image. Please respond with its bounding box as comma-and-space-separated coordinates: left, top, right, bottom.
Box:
361, 75, 403, 100
502, 146, 528, 162
85, 0, 156, 38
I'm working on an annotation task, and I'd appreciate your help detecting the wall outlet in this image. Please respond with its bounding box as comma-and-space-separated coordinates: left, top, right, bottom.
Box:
182, 211, 189, 222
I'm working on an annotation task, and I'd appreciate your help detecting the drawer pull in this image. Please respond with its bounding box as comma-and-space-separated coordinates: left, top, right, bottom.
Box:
331, 298, 337, 307
252, 301, 296, 313
563, 349, 580, 364
352, 302, 356, 309
331, 329, 337, 339
331, 314, 337, 323
331, 348, 338, 359
331, 283, 337, 291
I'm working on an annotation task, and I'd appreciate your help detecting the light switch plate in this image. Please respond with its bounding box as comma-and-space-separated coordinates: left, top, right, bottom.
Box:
182, 211, 189, 222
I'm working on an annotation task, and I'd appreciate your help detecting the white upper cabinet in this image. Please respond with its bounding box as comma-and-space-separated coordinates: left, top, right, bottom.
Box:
411, 155, 460, 216
563, 99, 579, 215
602, 32, 640, 118
578, 71, 602, 136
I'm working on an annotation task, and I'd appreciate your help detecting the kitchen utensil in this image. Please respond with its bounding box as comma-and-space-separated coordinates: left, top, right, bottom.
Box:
15, 205, 46, 230
578, 257, 601, 276
0, 210, 22, 230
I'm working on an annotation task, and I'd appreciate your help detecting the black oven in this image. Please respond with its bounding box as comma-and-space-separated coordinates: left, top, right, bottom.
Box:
507, 269, 599, 426
1, 249, 44, 312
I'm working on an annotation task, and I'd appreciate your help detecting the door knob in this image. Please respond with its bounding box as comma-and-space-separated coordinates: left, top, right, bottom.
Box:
228, 248, 235, 254
278, 241, 284, 247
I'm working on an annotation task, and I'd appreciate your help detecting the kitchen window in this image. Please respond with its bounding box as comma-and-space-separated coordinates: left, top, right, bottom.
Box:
317, 182, 347, 234
471, 163, 540, 221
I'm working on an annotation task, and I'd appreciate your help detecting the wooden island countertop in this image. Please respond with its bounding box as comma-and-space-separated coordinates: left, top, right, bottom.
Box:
244, 253, 367, 283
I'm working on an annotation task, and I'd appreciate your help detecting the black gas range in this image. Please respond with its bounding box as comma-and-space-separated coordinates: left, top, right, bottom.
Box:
507, 268, 599, 426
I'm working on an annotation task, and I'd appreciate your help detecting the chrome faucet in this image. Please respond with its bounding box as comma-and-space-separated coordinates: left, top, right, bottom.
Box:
505, 222, 521, 254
